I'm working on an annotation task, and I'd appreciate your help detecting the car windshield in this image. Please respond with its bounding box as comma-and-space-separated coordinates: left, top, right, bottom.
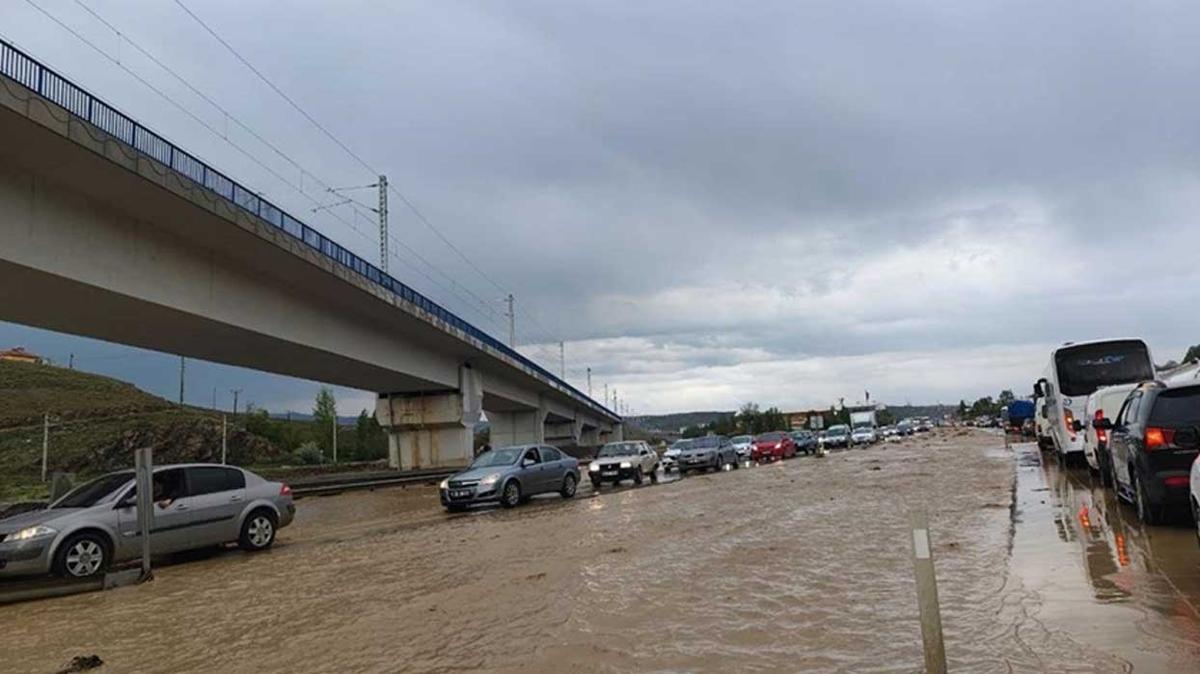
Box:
51, 471, 134, 508
758, 432, 785, 441
828, 425, 849, 435
598, 442, 640, 457
731, 435, 752, 443
668, 440, 691, 451
470, 448, 523, 468
689, 436, 720, 449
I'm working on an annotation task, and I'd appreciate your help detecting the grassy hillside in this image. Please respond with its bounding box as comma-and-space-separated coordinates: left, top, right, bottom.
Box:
0, 361, 385, 503
0, 360, 172, 428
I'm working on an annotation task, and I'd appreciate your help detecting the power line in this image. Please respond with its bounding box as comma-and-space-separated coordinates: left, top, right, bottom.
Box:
170, 0, 565, 344
16, 0, 512, 337
80, 0, 535, 342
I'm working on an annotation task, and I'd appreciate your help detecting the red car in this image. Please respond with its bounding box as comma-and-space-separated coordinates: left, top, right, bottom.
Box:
751, 431, 797, 463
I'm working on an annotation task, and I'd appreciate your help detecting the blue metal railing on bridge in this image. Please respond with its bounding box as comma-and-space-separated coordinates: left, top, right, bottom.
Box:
0, 38, 616, 421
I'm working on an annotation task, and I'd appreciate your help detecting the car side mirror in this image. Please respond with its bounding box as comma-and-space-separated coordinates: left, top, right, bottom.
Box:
1071, 420, 1084, 433
1093, 418, 1114, 431
521, 459, 536, 468
116, 496, 137, 509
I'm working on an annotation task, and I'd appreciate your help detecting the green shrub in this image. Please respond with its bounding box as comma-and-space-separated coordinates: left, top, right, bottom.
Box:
292, 441, 325, 465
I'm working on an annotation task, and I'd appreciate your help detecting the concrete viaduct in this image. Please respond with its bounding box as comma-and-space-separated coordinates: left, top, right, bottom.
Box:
0, 41, 621, 469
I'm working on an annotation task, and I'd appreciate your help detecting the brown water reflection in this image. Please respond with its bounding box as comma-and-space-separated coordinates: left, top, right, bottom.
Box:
1008, 441, 1200, 671
1, 432, 1199, 672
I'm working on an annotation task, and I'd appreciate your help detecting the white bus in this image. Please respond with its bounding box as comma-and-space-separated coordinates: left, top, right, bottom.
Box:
1034, 339, 1155, 464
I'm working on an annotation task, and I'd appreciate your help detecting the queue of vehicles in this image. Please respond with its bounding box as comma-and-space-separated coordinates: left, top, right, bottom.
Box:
1031, 338, 1200, 535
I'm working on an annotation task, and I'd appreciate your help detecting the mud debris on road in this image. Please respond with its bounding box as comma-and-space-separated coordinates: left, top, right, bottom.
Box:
1, 429, 1198, 673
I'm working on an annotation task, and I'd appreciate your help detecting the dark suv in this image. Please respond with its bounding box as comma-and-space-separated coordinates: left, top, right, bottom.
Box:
1097, 381, 1200, 524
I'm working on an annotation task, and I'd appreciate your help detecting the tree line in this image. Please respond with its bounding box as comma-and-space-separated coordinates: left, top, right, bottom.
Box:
241, 386, 387, 464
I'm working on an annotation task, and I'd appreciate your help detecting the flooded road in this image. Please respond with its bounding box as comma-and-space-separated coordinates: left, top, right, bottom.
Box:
2, 430, 1199, 672
1005, 441, 1200, 671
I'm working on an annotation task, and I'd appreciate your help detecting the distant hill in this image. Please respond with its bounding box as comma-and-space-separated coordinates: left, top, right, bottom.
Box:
627, 411, 733, 433
884, 404, 956, 421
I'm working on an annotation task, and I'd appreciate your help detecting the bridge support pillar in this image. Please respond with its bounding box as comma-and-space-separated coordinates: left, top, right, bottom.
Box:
376, 365, 482, 470
579, 426, 601, 447
487, 407, 547, 446
598, 423, 625, 445
545, 418, 583, 448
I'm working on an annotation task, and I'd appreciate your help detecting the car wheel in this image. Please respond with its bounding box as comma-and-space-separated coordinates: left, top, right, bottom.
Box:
650, 465, 660, 483
53, 531, 110, 579
238, 509, 278, 551
590, 477, 602, 489
634, 466, 645, 485
560, 473, 578, 499
1134, 471, 1162, 525
501, 480, 522, 508
679, 468, 688, 476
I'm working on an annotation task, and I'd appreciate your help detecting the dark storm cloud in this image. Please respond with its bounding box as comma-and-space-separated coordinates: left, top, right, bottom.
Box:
3, 0, 1199, 411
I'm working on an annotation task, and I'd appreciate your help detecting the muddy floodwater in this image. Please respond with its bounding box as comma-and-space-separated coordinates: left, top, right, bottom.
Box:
3, 430, 1199, 672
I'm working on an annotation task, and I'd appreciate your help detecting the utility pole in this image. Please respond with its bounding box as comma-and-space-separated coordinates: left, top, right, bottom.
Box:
211, 387, 217, 411
68, 353, 74, 370
559, 341, 566, 379
178, 356, 185, 406
319, 177, 389, 273
587, 368, 592, 397
604, 383, 608, 408
332, 413, 338, 464
231, 389, 242, 416
378, 175, 389, 274
504, 294, 516, 347
41, 412, 49, 482
221, 415, 228, 465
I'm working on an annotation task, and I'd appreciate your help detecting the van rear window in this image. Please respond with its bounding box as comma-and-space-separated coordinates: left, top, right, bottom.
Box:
1148, 388, 1200, 426
1055, 341, 1153, 397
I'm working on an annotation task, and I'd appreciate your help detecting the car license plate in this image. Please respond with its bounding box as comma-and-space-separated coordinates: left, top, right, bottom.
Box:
450, 489, 471, 498
602, 470, 618, 476
689, 458, 702, 464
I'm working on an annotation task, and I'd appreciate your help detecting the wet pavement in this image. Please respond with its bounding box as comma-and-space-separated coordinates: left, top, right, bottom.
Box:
1, 431, 1198, 672
1003, 441, 1200, 671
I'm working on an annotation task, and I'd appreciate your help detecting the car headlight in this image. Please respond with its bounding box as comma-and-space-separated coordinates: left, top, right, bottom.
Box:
589, 463, 601, 471
775, 442, 782, 449
439, 478, 450, 490
10, 525, 56, 541
620, 461, 632, 469
480, 473, 502, 486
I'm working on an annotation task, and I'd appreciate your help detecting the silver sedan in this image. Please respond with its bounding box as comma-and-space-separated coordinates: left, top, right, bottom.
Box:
0, 464, 295, 579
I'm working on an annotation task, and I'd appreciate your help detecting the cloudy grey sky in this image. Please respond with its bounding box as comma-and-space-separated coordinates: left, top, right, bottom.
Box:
2, 0, 1198, 415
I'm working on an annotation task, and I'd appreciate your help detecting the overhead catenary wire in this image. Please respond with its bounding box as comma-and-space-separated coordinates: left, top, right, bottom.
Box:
169, 0, 567, 348
15, 0, 513, 337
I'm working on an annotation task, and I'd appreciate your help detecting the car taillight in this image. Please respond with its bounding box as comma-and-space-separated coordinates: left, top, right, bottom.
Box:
1144, 427, 1174, 451
280, 483, 292, 496
1064, 409, 1076, 438
1163, 475, 1189, 488
1093, 409, 1106, 443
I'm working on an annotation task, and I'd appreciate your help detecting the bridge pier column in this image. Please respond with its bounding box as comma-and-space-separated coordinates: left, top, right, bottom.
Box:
544, 418, 582, 445
487, 407, 547, 446
376, 365, 482, 470
579, 426, 600, 447
598, 423, 625, 445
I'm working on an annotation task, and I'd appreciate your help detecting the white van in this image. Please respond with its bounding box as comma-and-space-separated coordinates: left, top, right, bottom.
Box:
1034, 396, 1052, 450
1035, 339, 1154, 465
1082, 383, 1137, 483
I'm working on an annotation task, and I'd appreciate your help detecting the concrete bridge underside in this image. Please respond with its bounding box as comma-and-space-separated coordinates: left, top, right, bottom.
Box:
0, 72, 620, 470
